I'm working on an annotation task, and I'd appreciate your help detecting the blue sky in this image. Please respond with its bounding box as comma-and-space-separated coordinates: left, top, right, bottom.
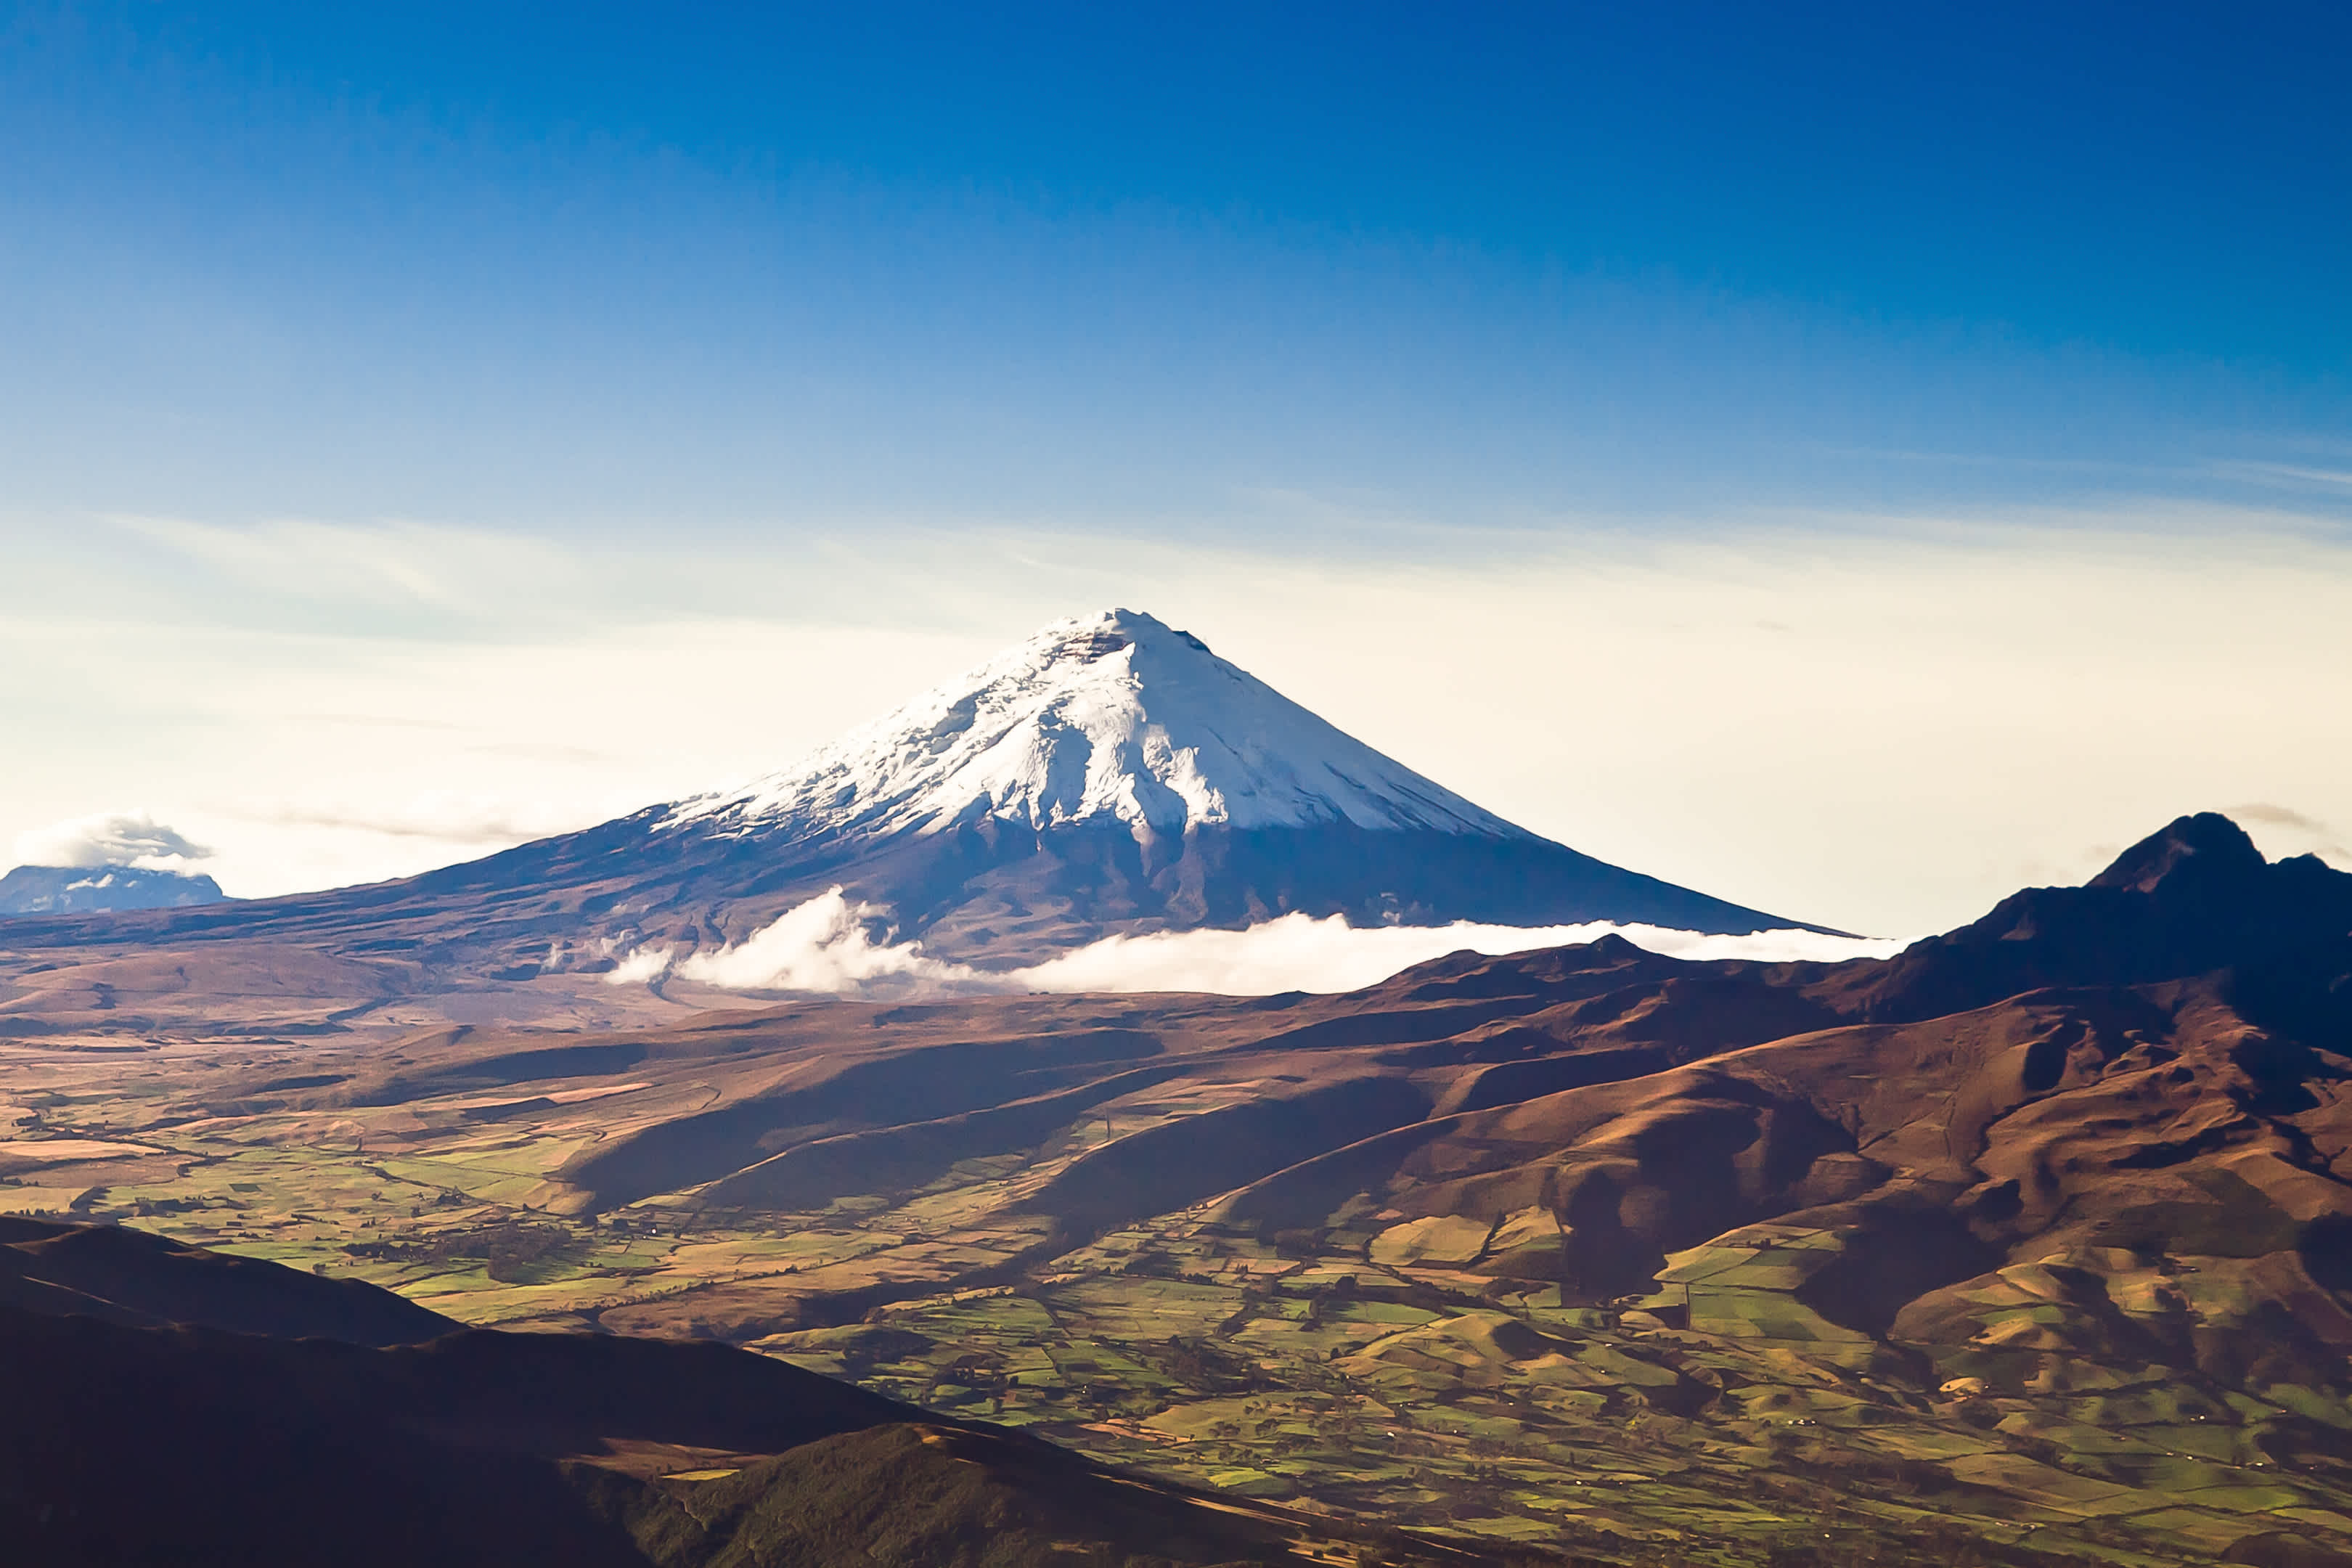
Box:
6, 0, 2348, 535
4, 1, 2351, 930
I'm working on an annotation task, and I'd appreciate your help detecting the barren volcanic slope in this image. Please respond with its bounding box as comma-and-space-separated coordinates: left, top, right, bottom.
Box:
7, 813, 2351, 1564
0, 610, 1818, 985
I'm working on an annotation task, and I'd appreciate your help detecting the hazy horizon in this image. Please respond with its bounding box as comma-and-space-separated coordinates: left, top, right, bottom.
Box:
7, 1, 2348, 936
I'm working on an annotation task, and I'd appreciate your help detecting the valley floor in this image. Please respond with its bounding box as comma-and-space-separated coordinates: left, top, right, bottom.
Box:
4, 1021, 2341, 1568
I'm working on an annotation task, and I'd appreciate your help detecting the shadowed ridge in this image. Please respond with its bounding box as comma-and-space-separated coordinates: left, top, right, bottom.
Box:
0, 1216, 454, 1347
1839, 810, 2352, 1022
2085, 809, 2271, 895
0, 1222, 1559, 1568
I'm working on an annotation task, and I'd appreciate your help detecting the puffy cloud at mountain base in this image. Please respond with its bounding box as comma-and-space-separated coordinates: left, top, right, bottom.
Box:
1016, 912, 1903, 994
669, 889, 968, 992
619, 890, 1905, 997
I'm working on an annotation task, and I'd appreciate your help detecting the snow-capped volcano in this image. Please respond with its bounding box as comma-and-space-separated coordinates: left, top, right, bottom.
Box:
27, 608, 1828, 968
608, 606, 1819, 956
668, 609, 1527, 846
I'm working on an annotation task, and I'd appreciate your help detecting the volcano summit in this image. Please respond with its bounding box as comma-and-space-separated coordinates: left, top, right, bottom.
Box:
9, 610, 1823, 972
670, 609, 1530, 843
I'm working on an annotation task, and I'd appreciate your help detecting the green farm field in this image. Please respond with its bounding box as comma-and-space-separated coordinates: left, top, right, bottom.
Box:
3, 1021, 2345, 1564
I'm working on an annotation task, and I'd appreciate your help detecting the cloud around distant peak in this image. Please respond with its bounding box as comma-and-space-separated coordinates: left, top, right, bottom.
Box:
2220, 804, 2333, 841
2225, 803, 2350, 864
613, 891, 1906, 999
2227, 802, 2328, 831
12, 809, 213, 870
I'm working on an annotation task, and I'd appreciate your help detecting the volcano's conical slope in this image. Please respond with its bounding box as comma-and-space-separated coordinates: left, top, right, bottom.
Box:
14, 610, 1826, 970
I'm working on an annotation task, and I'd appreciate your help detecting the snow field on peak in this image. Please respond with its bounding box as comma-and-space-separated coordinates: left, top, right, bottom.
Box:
663, 609, 1530, 841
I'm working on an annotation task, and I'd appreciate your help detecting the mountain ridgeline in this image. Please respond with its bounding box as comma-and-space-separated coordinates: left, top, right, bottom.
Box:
0, 611, 1821, 972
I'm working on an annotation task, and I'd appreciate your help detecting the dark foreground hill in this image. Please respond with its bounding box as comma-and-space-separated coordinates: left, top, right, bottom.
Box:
0, 1212, 449, 1344
0, 1215, 1555, 1568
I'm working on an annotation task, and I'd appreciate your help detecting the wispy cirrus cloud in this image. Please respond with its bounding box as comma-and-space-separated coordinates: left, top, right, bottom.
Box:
232, 792, 601, 846
2207, 461, 2352, 497
118, 515, 485, 609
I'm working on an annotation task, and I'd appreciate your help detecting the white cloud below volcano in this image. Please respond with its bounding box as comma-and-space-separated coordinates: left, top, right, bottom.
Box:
672, 889, 971, 992
1013, 912, 1903, 995
628, 889, 1905, 998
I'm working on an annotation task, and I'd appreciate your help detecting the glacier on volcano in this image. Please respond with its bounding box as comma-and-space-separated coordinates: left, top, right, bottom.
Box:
662, 608, 1529, 847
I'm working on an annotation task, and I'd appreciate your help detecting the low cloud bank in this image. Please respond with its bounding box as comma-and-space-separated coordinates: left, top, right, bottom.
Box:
610, 890, 1904, 998
1016, 914, 1902, 995
11, 809, 213, 870
673, 889, 968, 992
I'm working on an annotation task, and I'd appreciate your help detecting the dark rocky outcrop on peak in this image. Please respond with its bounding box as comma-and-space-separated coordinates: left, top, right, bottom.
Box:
1834, 812, 2352, 1022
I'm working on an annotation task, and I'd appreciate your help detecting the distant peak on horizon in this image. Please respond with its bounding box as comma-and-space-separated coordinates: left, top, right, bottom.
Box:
0, 861, 228, 916
666, 608, 1532, 844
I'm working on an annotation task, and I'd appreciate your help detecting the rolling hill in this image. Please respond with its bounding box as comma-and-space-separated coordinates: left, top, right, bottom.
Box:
0, 1213, 1557, 1568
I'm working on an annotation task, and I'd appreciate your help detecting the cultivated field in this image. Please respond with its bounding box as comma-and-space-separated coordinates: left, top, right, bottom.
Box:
5, 933, 2345, 1568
